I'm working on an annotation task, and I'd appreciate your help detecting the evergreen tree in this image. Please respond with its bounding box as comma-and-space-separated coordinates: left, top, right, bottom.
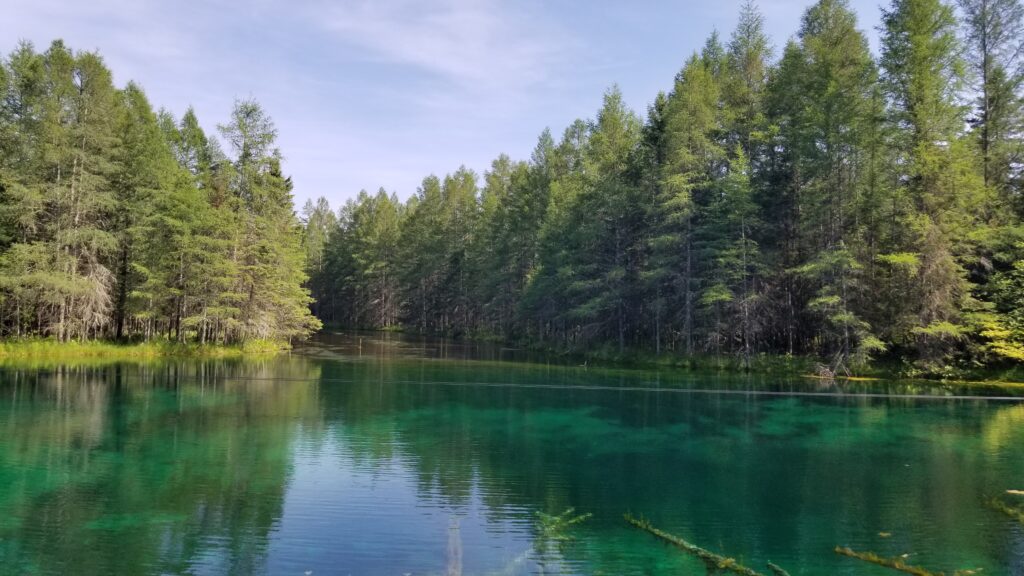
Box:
347, 189, 402, 327
521, 120, 590, 345
957, 0, 1024, 202
763, 0, 883, 367
296, 0, 1024, 375
725, 0, 773, 158
648, 53, 725, 354
111, 82, 178, 339
533, 87, 644, 352
0, 40, 320, 345
398, 175, 452, 332
880, 0, 989, 365
698, 149, 764, 360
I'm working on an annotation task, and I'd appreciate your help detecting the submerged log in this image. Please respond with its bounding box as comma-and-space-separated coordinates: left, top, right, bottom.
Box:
985, 497, 1024, 524
833, 546, 941, 576
766, 561, 791, 576
624, 513, 782, 576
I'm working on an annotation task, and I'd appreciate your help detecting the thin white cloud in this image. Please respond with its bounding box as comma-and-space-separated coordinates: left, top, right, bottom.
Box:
2, 0, 884, 210
313, 0, 574, 94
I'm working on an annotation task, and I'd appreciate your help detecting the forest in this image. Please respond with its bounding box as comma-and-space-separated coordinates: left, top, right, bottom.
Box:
0, 40, 319, 345
303, 0, 1024, 375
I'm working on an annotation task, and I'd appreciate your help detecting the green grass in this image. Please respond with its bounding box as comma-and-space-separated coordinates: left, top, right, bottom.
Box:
0, 338, 289, 363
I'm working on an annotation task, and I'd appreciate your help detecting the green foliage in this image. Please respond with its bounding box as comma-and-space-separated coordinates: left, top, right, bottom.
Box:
957, 0, 1024, 203
298, 0, 1024, 377
0, 40, 318, 345
346, 189, 403, 327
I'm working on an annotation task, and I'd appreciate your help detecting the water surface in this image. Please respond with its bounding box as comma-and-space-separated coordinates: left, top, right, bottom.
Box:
1, 332, 1023, 575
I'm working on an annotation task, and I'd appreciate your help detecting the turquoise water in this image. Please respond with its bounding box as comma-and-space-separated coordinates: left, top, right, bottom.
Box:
1, 331, 1022, 575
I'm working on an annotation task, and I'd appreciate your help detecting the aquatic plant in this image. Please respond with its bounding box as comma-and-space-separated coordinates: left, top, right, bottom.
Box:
624, 513, 787, 576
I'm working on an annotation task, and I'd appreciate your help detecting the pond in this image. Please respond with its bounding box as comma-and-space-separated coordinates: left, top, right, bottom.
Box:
1, 331, 1022, 575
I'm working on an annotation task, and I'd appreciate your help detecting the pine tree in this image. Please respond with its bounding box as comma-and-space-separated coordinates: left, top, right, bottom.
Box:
761, 0, 884, 367
553, 87, 644, 352
21, 42, 122, 341
521, 120, 590, 346
957, 0, 1024, 202
698, 149, 764, 360
880, 0, 990, 365
0, 40, 319, 345
725, 0, 773, 158
218, 99, 319, 341
648, 53, 725, 354
398, 175, 450, 332
110, 82, 178, 339
346, 189, 402, 327
302, 197, 335, 274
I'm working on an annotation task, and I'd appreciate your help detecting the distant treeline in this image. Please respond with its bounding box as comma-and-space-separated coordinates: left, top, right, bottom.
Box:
0, 40, 319, 344
303, 0, 1024, 374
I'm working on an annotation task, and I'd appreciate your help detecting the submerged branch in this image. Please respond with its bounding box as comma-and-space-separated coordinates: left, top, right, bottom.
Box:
833, 546, 941, 576
624, 513, 779, 576
538, 508, 593, 541
985, 497, 1024, 524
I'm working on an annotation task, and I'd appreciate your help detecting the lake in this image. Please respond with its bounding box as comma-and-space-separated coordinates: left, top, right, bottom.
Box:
1, 331, 1023, 575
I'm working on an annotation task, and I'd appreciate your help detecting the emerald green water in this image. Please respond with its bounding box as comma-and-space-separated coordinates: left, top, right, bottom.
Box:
1, 332, 1023, 575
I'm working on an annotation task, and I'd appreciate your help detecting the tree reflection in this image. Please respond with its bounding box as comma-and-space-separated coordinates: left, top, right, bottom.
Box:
0, 347, 1021, 575
0, 358, 322, 575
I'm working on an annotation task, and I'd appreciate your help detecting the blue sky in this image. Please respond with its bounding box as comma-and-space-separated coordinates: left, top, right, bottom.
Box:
4, 0, 883, 209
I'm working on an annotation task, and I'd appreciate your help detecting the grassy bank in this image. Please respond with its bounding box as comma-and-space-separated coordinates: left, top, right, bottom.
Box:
0, 338, 289, 362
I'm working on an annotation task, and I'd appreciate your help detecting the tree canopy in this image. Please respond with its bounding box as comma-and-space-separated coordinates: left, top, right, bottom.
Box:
0, 40, 319, 344
306, 0, 1024, 375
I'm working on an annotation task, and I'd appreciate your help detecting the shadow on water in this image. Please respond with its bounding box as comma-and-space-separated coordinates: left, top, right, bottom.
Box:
0, 331, 1022, 575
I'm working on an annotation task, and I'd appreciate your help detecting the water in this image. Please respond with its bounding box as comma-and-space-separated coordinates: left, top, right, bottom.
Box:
1, 331, 1023, 575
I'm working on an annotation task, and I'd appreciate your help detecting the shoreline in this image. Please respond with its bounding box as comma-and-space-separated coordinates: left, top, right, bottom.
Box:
5, 331, 1024, 389
327, 327, 1024, 387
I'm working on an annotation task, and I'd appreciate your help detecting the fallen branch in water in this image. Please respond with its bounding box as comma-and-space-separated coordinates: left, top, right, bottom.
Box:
766, 561, 791, 576
494, 508, 592, 576
624, 513, 781, 576
1006, 489, 1024, 496
833, 546, 940, 576
985, 497, 1024, 524
537, 508, 592, 542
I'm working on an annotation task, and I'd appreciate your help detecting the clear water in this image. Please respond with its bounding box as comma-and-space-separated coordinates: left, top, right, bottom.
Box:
1, 331, 1023, 575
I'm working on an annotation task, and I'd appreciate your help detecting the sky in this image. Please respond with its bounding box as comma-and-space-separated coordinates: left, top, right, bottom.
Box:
3, 0, 884, 210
